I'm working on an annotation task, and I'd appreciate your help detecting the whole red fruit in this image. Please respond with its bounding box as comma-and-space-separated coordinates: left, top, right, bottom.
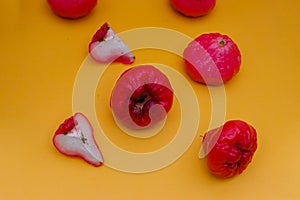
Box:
170, 0, 216, 17
183, 33, 241, 85
202, 120, 257, 178
47, 0, 97, 19
110, 65, 174, 129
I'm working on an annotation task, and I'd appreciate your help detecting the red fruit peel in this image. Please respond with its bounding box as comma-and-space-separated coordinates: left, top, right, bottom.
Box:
89, 22, 135, 64
110, 65, 174, 129
201, 120, 257, 178
53, 113, 104, 167
47, 0, 97, 19
170, 0, 216, 17
184, 33, 241, 85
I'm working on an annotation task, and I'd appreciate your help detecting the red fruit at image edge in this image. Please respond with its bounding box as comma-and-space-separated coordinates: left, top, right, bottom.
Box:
202, 120, 257, 178
184, 33, 241, 85
47, 0, 97, 19
170, 0, 216, 17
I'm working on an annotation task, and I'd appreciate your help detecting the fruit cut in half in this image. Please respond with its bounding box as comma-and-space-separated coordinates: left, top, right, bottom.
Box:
53, 112, 104, 167
183, 33, 241, 85
89, 22, 135, 64
110, 65, 174, 129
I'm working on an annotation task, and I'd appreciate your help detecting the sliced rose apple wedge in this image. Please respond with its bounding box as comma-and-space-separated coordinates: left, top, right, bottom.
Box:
88, 22, 135, 64
53, 112, 104, 167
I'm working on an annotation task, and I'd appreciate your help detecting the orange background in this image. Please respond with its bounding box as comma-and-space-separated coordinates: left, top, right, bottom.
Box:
1, 0, 300, 199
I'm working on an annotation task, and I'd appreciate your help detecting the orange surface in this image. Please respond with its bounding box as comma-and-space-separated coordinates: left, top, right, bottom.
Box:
1, 0, 300, 199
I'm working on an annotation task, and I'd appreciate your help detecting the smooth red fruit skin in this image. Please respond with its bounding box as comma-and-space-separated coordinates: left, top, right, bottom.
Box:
202, 120, 257, 178
47, 0, 97, 19
89, 22, 109, 44
114, 55, 136, 65
54, 116, 76, 135
170, 0, 216, 17
110, 65, 174, 129
184, 33, 241, 85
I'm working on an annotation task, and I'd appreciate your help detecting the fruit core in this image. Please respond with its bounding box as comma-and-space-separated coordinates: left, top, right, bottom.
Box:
66, 122, 88, 144
130, 89, 152, 112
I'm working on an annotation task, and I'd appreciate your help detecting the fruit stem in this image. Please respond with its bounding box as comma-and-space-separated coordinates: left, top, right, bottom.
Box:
219, 40, 226, 46
77, 129, 88, 144
200, 135, 204, 141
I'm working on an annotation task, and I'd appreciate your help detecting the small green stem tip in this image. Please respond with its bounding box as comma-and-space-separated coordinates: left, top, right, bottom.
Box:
219, 40, 226, 46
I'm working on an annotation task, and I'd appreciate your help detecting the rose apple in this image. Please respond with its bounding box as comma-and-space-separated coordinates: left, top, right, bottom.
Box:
201, 120, 257, 178
89, 22, 135, 64
170, 0, 216, 17
183, 33, 241, 85
110, 65, 174, 129
53, 112, 104, 167
47, 0, 97, 19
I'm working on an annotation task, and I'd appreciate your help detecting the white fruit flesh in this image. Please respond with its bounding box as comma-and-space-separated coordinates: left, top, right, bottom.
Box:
54, 113, 103, 165
90, 27, 134, 63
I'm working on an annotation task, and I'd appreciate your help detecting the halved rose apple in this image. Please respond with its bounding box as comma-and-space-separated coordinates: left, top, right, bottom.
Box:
53, 112, 104, 167
89, 22, 135, 64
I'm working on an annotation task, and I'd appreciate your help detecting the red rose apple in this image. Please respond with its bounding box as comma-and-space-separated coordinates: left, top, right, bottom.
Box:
47, 0, 97, 19
53, 112, 104, 167
183, 33, 241, 85
110, 65, 174, 129
170, 0, 216, 17
201, 120, 257, 178
89, 22, 135, 64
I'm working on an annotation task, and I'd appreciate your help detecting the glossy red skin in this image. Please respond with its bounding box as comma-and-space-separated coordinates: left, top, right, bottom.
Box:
53, 113, 103, 167
89, 22, 109, 44
88, 22, 109, 61
203, 120, 257, 178
170, 0, 216, 17
54, 116, 76, 135
47, 0, 97, 19
114, 55, 135, 64
184, 33, 241, 85
110, 65, 174, 129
